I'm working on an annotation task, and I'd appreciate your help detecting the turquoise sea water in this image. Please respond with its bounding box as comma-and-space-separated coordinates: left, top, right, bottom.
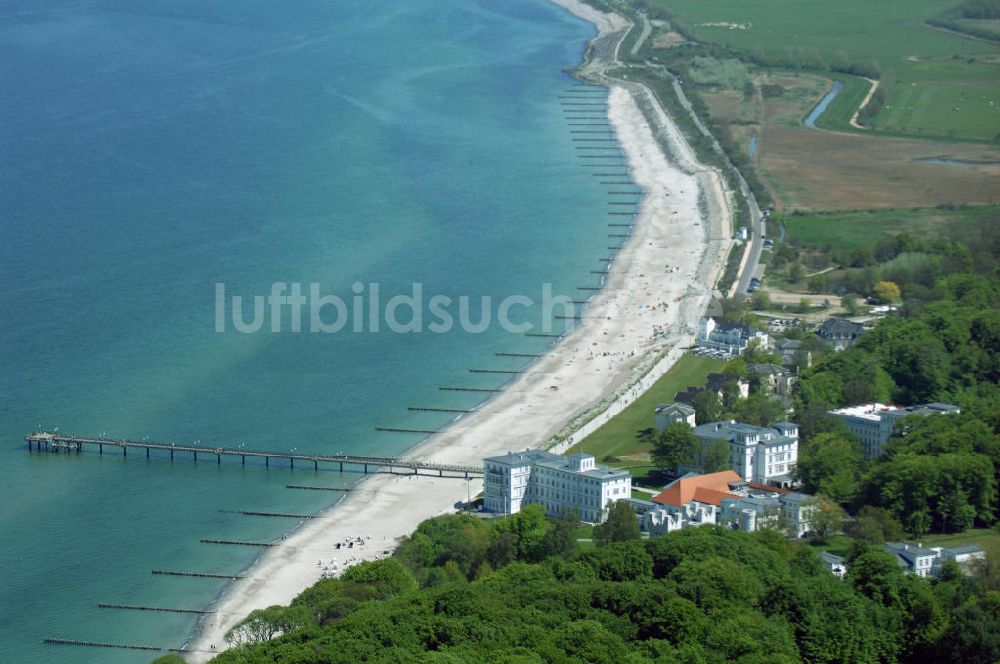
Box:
0, 1, 636, 661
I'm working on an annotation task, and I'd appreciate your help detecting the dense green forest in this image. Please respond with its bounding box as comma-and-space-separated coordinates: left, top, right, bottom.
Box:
177, 508, 1000, 664
790, 233, 1000, 536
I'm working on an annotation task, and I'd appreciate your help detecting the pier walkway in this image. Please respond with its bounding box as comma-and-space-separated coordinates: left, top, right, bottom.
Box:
23, 432, 481, 478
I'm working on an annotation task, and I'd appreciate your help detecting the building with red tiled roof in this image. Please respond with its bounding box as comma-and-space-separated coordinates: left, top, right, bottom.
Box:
637, 471, 817, 537
651, 470, 741, 507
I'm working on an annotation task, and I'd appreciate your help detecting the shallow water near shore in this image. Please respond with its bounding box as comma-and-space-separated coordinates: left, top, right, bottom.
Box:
0, 1, 632, 660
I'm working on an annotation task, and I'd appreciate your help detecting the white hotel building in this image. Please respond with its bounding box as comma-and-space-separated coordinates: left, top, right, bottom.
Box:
827, 402, 960, 459
483, 450, 631, 524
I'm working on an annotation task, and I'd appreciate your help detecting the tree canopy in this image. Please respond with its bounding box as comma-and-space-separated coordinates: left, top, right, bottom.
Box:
205, 516, 1000, 664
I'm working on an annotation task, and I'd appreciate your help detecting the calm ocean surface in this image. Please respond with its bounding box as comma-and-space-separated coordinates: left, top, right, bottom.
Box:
0, 1, 634, 660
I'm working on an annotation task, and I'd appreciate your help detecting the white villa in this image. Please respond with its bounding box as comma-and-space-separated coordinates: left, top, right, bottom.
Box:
635, 470, 816, 537
827, 402, 961, 459
693, 420, 799, 487
482, 450, 631, 524
698, 317, 769, 355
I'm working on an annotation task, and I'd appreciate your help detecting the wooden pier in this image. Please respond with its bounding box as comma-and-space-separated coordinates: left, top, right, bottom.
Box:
23, 431, 482, 478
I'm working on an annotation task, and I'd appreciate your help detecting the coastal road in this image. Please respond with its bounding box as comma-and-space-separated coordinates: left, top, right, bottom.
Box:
668, 72, 764, 297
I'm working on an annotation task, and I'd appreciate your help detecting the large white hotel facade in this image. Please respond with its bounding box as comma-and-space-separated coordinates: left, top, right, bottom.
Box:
482, 450, 632, 524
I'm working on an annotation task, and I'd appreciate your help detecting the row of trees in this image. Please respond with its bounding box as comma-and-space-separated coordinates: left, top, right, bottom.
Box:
197, 513, 1000, 664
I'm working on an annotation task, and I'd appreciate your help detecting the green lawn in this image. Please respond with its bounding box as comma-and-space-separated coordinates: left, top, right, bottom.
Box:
807, 534, 855, 557
650, 0, 1000, 141
566, 353, 724, 468
782, 205, 1000, 250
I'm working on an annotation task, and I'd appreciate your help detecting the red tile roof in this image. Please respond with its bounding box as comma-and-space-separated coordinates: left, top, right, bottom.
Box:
652, 470, 742, 507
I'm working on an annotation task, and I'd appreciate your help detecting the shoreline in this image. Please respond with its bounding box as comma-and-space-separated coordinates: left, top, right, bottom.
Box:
186, 2, 731, 660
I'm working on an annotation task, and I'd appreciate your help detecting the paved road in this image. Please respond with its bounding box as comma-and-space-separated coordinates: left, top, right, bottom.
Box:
667, 73, 763, 296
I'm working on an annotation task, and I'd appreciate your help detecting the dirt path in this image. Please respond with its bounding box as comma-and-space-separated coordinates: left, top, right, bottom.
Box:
631, 14, 652, 56
850, 78, 879, 129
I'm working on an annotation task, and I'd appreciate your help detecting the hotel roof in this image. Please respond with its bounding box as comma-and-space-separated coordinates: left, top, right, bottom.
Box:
534, 456, 630, 480
483, 449, 629, 480
827, 403, 899, 420
483, 449, 559, 465
652, 470, 742, 507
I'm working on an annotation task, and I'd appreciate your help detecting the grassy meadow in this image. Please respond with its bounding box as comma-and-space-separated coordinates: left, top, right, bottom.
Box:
782, 205, 1000, 250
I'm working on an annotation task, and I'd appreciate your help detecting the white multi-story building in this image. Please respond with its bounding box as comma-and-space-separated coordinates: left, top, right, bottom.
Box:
692, 420, 799, 487
483, 450, 631, 524
827, 402, 961, 459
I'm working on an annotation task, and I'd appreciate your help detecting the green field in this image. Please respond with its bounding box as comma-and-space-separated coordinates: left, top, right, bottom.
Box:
877, 81, 1000, 141
782, 205, 1000, 250
565, 354, 724, 474
652, 0, 1000, 140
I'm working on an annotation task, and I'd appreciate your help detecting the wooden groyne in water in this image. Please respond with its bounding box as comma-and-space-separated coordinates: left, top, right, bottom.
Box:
200, 538, 276, 547
43, 637, 188, 653
98, 603, 214, 615
218, 509, 316, 519
152, 570, 244, 579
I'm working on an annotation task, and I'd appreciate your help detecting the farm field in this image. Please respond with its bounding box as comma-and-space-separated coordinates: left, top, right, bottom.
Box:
877, 80, 1000, 141
651, 0, 995, 74
781, 205, 1000, 250
651, 0, 1000, 141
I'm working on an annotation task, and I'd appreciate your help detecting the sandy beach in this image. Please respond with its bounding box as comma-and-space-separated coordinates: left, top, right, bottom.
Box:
187, 2, 731, 659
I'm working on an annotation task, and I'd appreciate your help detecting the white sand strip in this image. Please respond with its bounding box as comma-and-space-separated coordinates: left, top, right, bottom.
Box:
185, 2, 730, 659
